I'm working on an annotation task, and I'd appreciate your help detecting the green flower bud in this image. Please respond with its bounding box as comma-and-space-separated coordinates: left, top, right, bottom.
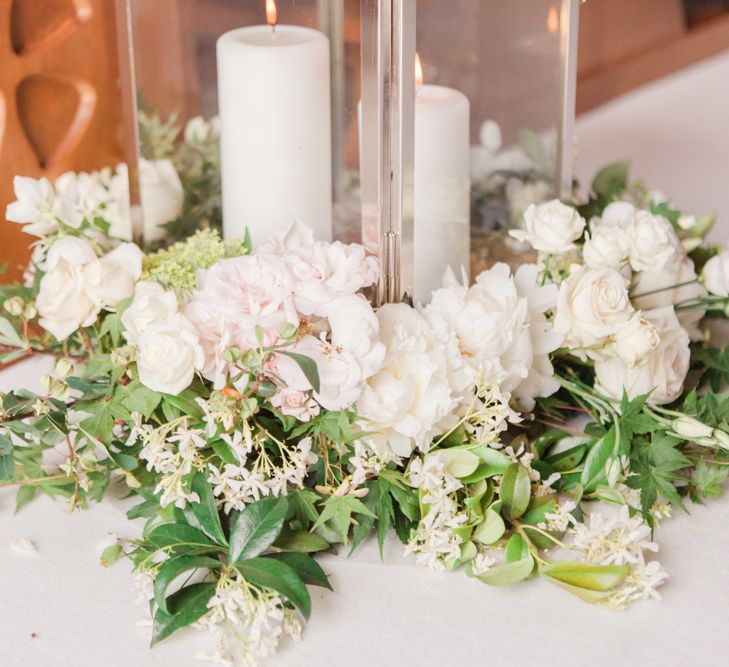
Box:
55, 358, 74, 379
279, 322, 298, 339
48, 380, 70, 401
39, 374, 53, 392
221, 346, 242, 363
33, 399, 50, 416
111, 345, 137, 367
3, 296, 24, 317
23, 302, 37, 320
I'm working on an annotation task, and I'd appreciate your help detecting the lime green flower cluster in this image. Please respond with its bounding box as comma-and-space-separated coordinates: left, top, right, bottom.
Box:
142, 228, 246, 295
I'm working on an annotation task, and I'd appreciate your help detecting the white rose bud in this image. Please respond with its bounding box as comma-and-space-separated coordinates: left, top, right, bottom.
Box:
582, 225, 630, 270
626, 210, 678, 273
702, 251, 729, 297
510, 199, 586, 254
712, 429, 729, 450
136, 316, 205, 395
139, 159, 184, 242
3, 296, 24, 316
610, 313, 660, 368
672, 416, 713, 440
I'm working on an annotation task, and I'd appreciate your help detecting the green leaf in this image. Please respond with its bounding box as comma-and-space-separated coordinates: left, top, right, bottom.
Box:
591, 160, 630, 198
504, 533, 530, 564
122, 382, 162, 418
183, 472, 228, 546
520, 494, 558, 526
581, 427, 618, 492
146, 523, 215, 554
154, 555, 222, 613
499, 463, 531, 520
476, 553, 535, 586
516, 128, 546, 167
472, 508, 505, 545
15, 485, 37, 512
694, 459, 729, 499
0, 433, 14, 482
237, 557, 311, 618
267, 552, 332, 590
229, 497, 288, 564
429, 448, 479, 479
273, 529, 330, 553
540, 561, 630, 591
151, 582, 216, 646
0, 316, 24, 347
277, 351, 321, 393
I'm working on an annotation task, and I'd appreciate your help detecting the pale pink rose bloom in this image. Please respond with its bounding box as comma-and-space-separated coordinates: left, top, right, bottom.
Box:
270, 387, 321, 422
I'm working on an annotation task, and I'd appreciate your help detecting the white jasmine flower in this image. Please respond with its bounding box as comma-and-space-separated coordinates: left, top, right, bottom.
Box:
471, 550, 498, 575
554, 265, 634, 352
595, 306, 690, 405
606, 560, 668, 609
540, 499, 577, 532
6, 175, 82, 235
510, 199, 585, 254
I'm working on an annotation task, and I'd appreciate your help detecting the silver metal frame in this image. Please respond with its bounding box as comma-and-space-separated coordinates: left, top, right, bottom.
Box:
114, 0, 144, 245
360, 0, 415, 305
557, 0, 580, 199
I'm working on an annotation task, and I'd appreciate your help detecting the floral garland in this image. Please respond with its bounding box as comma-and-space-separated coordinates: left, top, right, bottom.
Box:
3, 120, 729, 664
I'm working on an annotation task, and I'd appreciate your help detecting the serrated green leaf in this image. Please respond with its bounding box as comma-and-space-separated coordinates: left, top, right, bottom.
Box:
146, 523, 215, 555
273, 529, 330, 553
154, 555, 222, 613
229, 497, 288, 564
183, 472, 227, 546
581, 427, 618, 492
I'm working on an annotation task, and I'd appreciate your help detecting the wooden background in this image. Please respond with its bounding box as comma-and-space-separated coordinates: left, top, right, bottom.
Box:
1, 0, 728, 279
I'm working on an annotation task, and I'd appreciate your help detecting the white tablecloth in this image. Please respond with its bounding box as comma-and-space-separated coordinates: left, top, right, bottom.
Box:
5, 51, 729, 666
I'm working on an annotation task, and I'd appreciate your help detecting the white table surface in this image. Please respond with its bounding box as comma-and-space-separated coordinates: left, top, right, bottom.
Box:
5, 51, 729, 666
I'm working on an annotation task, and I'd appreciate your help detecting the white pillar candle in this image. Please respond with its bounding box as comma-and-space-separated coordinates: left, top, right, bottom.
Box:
414, 84, 470, 302
217, 24, 332, 245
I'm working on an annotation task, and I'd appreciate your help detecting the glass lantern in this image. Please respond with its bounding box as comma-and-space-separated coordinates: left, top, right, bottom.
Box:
115, 0, 365, 247
116, 0, 579, 303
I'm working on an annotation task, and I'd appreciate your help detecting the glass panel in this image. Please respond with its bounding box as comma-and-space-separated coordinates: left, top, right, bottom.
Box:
120, 0, 362, 247
411, 0, 572, 301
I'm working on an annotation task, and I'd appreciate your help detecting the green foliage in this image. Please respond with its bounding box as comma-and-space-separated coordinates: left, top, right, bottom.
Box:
229, 497, 288, 564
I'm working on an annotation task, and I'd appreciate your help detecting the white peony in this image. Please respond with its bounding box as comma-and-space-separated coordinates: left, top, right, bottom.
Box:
582, 224, 630, 271
424, 263, 561, 410
510, 199, 585, 254
136, 317, 205, 395
703, 250, 729, 297
554, 265, 634, 351
256, 221, 378, 317
122, 281, 180, 346
595, 307, 690, 405
609, 312, 660, 368
632, 254, 706, 340
357, 304, 462, 457
626, 210, 678, 273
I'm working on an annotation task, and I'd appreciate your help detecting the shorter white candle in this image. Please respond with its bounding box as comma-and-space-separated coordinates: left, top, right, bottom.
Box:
217, 7, 332, 246
414, 60, 470, 301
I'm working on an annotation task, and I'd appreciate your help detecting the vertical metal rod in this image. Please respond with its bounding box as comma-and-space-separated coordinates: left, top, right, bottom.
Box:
114, 0, 144, 245
359, 0, 415, 305
557, 0, 580, 200
318, 0, 347, 205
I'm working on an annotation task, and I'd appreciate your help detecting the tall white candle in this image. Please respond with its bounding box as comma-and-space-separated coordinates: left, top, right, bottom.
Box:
414, 84, 470, 302
217, 23, 332, 245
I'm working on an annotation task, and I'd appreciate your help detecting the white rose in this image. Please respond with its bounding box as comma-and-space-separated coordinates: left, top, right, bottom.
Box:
703, 251, 729, 297
554, 266, 634, 350
596, 201, 636, 228
632, 255, 706, 339
609, 312, 660, 368
106, 160, 183, 242
357, 304, 461, 457
626, 210, 678, 272
595, 307, 690, 405
510, 199, 585, 253
582, 225, 630, 270
122, 281, 179, 346
37, 237, 98, 341
136, 316, 204, 395
84, 243, 143, 310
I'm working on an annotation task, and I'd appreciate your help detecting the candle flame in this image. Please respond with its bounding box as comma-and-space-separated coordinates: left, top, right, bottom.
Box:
266, 0, 277, 27
547, 6, 559, 34
415, 52, 424, 87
